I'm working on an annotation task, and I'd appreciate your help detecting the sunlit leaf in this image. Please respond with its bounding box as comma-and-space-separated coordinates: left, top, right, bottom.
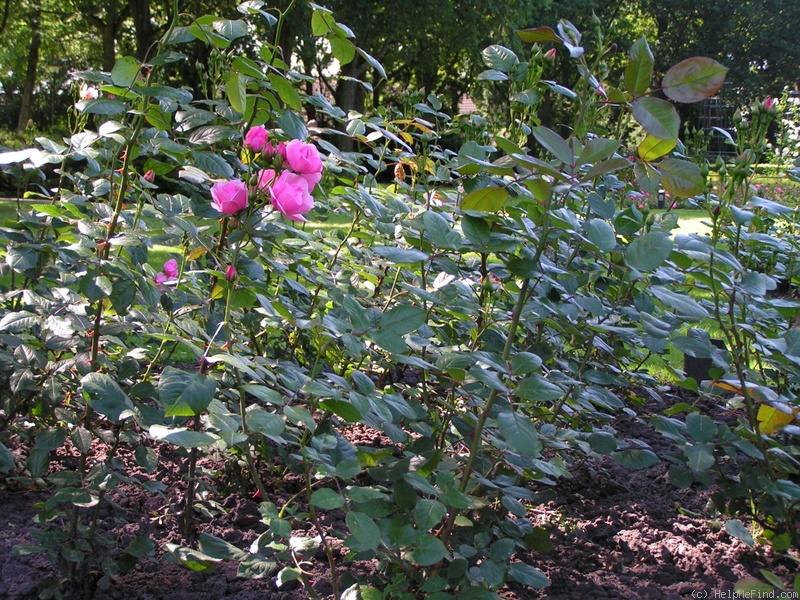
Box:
624, 37, 654, 96
626, 231, 673, 271
638, 135, 676, 161
662, 57, 728, 104
517, 26, 562, 44
757, 404, 794, 434
461, 187, 508, 212
111, 56, 140, 87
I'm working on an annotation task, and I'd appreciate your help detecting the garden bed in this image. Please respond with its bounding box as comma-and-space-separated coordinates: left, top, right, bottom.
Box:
0, 391, 794, 600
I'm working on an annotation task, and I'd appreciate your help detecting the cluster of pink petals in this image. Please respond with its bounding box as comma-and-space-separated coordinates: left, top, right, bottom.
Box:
155, 258, 179, 287
211, 180, 248, 215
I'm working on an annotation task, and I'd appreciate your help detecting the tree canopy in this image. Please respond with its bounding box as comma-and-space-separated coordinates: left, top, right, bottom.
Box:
0, 0, 798, 133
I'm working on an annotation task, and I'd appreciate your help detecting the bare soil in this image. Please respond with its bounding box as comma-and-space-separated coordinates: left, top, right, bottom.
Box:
0, 395, 797, 599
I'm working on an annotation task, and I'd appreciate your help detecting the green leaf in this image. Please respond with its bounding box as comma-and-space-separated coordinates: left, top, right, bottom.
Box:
685, 412, 717, 443
588, 432, 618, 454
247, 407, 285, 437
77, 98, 129, 115
612, 449, 659, 469
685, 443, 715, 471
638, 135, 676, 161
624, 37, 654, 96
373, 246, 429, 263
461, 186, 508, 212
658, 158, 704, 197
583, 218, 617, 252
329, 35, 356, 65
517, 26, 561, 44
532, 126, 573, 165
482, 45, 518, 72
159, 367, 217, 417
725, 519, 754, 547
413, 499, 447, 530
631, 97, 680, 140
198, 533, 243, 560
319, 399, 363, 422
111, 56, 140, 87
625, 231, 673, 271
81, 373, 135, 423
346, 511, 380, 551
0, 442, 15, 473
577, 137, 620, 165
515, 376, 563, 403
268, 73, 302, 111
633, 160, 662, 194
662, 57, 728, 104
226, 71, 246, 114
651, 286, 709, 318
408, 535, 448, 566
148, 425, 218, 448
276, 109, 308, 140
508, 562, 549, 589
213, 18, 248, 41
311, 488, 346, 510
497, 411, 542, 458
422, 210, 461, 250
381, 305, 426, 336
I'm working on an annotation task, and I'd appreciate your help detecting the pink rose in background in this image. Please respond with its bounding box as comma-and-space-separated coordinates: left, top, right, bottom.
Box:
269, 171, 314, 221
284, 139, 323, 189
257, 169, 277, 192
155, 258, 179, 286
211, 180, 248, 215
244, 126, 269, 153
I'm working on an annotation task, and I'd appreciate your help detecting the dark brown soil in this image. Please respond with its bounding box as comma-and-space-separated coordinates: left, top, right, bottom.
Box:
0, 398, 796, 599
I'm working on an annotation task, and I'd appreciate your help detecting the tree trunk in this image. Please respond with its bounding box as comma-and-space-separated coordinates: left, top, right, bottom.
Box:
129, 0, 154, 63
17, 9, 41, 131
334, 56, 368, 152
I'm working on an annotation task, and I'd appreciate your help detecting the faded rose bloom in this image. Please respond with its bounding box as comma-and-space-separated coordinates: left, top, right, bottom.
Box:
244, 126, 270, 153
211, 180, 248, 215
284, 139, 323, 189
79, 84, 98, 100
225, 265, 237, 281
269, 171, 314, 222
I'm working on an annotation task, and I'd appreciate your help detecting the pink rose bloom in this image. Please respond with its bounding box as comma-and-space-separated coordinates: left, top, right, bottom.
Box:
269, 171, 314, 222
211, 180, 248, 215
257, 169, 277, 192
284, 139, 323, 189
244, 126, 269, 153
155, 258, 179, 286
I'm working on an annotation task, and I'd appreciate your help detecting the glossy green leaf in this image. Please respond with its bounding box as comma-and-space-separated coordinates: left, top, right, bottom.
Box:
482, 45, 518, 72
624, 37, 654, 96
159, 367, 217, 417
461, 186, 508, 212
311, 488, 346, 509
685, 443, 715, 471
662, 57, 728, 103
149, 425, 218, 448
651, 286, 709, 318
81, 373, 135, 422
422, 210, 461, 250
631, 97, 680, 140
686, 412, 717, 443
226, 71, 246, 114
345, 511, 380, 551
269, 73, 302, 111
725, 519, 754, 547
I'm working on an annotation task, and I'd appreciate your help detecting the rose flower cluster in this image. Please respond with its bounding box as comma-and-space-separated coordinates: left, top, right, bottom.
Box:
210, 125, 323, 222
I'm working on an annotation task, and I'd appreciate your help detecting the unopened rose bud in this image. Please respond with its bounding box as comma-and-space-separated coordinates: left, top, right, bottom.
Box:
544, 48, 557, 61
143, 170, 155, 183
225, 265, 237, 281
